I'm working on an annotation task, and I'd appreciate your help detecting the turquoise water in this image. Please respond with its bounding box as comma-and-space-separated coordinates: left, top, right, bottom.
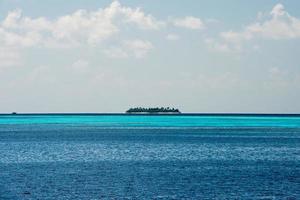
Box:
0, 115, 299, 199
1, 114, 300, 127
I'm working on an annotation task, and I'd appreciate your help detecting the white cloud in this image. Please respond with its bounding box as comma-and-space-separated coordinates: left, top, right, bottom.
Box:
173, 16, 205, 30
124, 39, 153, 58
229, 3, 300, 40
208, 4, 300, 52
104, 39, 153, 59
166, 34, 180, 41
270, 4, 285, 18
0, 1, 162, 48
0, 27, 42, 47
0, 1, 164, 63
52, 9, 118, 45
2, 9, 51, 31
245, 5, 300, 39
115, 1, 164, 30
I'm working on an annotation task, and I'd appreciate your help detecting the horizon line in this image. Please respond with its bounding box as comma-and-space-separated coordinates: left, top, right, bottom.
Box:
1, 112, 300, 116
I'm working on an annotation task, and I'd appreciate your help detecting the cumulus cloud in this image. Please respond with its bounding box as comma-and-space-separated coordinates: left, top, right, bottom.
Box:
244, 4, 300, 39
117, 2, 164, 30
0, 1, 162, 48
0, 1, 213, 63
207, 4, 300, 52
0, 1, 165, 65
270, 4, 285, 18
173, 16, 205, 30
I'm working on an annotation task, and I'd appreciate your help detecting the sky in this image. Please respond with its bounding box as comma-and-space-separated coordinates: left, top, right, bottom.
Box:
0, 0, 300, 113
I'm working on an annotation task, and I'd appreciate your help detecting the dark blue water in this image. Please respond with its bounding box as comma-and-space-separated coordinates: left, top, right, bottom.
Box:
0, 115, 299, 199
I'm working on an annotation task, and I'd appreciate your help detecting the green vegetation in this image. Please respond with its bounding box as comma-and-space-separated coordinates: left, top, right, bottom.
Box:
126, 107, 181, 114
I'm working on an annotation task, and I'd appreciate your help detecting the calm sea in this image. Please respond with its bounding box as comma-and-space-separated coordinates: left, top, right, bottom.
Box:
0, 114, 299, 199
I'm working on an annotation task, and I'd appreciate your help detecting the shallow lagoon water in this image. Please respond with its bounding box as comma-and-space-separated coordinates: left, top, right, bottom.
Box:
0, 115, 299, 199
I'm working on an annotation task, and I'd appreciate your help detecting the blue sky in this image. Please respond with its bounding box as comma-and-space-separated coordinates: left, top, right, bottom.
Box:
0, 0, 300, 113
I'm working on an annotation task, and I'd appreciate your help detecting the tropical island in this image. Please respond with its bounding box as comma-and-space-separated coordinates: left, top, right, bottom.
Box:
126, 107, 181, 114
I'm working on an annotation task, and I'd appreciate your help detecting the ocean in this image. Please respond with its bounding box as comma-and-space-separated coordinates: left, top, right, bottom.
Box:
0, 114, 299, 199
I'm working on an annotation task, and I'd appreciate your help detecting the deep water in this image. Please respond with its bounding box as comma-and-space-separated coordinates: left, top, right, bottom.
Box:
0, 115, 299, 199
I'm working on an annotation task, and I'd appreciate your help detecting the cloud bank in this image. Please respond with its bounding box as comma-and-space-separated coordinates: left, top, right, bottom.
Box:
0, 1, 164, 48
206, 4, 300, 52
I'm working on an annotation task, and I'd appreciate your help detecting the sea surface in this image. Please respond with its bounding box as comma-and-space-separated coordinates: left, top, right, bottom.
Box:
0, 114, 299, 199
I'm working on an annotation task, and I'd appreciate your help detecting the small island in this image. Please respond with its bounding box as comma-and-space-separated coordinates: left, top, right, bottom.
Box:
126, 107, 181, 114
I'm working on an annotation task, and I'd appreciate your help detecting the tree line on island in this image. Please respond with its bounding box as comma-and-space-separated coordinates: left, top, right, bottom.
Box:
126, 107, 181, 114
